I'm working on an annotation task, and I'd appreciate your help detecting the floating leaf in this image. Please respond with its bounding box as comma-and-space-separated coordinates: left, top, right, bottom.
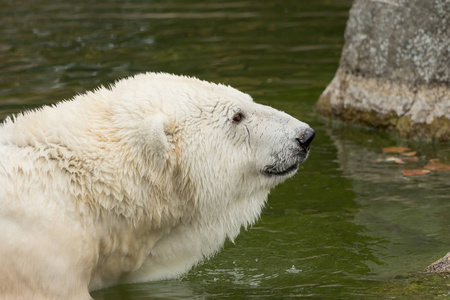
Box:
382, 147, 411, 154
402, 151, 417, 157
424, 163, 450, 171
395, 158, 406, 164
404, 156, 419, 163
402, 169, 431, 176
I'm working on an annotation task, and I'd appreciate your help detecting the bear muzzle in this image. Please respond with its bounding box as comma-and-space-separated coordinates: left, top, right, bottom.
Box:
262, 127, 315, 177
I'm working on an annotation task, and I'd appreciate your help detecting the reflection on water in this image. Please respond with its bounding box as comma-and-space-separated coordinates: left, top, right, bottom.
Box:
327, 122, 450, 278
1, 0, 449, 298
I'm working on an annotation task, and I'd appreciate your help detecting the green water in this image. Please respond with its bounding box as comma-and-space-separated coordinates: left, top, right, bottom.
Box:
2, 0, 450, 298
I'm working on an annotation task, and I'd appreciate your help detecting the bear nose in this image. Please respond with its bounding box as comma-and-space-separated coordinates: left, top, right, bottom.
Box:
297, 128, 315, 149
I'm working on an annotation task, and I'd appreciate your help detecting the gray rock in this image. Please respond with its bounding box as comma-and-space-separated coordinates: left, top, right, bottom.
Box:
425, 252, 450, 273
317, 0, 450, 141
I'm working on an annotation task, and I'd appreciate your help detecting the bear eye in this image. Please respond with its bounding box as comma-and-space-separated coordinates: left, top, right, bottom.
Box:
232, 112, 244, 124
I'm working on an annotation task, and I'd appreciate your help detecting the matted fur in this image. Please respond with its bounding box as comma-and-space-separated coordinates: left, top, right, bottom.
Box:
0, 73, 312, 299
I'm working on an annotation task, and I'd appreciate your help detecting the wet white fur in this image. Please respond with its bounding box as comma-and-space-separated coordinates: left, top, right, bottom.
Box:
0, 73, 310, 299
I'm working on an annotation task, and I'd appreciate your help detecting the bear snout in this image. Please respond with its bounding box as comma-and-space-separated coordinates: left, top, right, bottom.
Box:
261, 127, 314, 177
296, 127, 315, 150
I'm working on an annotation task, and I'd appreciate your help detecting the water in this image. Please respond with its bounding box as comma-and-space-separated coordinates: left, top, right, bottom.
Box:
1, 0, 450, 298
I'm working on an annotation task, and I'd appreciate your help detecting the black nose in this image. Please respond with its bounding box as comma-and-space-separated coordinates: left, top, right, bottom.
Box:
297, 128, 315, 149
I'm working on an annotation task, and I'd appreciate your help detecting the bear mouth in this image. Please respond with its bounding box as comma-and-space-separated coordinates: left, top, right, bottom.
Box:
262, 163, 299, 176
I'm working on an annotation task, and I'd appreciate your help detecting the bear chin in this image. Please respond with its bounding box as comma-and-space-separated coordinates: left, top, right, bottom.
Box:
262, 148, 310, 177
262, 163, 299, 176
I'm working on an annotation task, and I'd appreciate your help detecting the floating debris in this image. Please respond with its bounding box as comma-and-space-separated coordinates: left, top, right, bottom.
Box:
401, 151, 417, 157
382, 147, 411, 154
403, 156, 419, 163
424, 163, 450, 171
401, 169, 431, 176
376, 146, 448, 176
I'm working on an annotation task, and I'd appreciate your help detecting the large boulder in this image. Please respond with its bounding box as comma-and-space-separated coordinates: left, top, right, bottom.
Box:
317, 0, 450, 141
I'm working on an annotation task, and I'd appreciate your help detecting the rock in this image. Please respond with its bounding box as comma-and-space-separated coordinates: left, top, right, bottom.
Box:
425, 252, 450, 273
317, 0, 450, 142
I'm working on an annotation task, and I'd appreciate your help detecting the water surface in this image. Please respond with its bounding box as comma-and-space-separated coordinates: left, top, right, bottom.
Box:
1, 0, 449, 298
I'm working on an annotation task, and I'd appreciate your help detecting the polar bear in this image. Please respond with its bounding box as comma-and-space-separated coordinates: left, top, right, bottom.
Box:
0, 73, 314, 299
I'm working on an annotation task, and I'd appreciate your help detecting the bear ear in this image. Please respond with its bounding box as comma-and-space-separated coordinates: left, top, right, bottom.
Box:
141, 113, 171, 161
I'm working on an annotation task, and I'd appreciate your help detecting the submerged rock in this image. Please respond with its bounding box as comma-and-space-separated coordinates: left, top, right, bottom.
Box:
425, 252, 450, 273
317, 0, 450, 142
